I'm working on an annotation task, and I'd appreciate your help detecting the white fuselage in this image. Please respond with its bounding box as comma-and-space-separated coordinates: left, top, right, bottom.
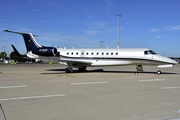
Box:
57, 48, 177, 67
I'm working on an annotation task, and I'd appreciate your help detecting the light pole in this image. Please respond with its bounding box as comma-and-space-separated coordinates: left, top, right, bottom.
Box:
3, 46, 5, 60
116, 14, 122, 48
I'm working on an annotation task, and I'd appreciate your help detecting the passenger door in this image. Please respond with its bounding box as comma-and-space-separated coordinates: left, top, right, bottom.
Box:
81, 51, 85, 57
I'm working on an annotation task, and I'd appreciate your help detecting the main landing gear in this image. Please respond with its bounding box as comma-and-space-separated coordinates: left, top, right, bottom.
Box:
65, 64, 73, 73
65, 68, 73, 73
65, 66, 87, 73
78, 67, 87, 72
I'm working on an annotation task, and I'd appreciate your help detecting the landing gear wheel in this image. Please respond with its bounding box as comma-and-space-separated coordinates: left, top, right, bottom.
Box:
136, 65, 143, 71
78, 67, 87, 72
65, 68, 72, 73
156, 70, 161, 75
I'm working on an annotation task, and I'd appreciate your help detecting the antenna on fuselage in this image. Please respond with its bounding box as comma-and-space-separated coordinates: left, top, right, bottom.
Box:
99, 40, 104, 48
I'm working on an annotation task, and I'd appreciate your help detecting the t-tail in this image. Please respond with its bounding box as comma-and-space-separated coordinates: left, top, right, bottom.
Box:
4, 30, 57, 57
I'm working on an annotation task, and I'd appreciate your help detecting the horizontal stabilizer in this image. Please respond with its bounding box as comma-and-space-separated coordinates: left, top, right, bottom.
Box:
4, 30, 38, 37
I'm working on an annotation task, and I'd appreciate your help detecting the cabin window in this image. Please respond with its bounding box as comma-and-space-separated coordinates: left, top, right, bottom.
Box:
102, 52, 104, 55
67, 52, 69, 55
71, 52, 73, 55
91, 52, 94, 55
86, 52, 89, 55
111, 52, 113, 55
76, 52, 78, 55
106, 52, 109, 55
97, 52, 99, 55
116, 52, 118, 55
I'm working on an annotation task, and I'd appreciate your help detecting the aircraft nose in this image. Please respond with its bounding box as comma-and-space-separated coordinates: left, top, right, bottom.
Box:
174, 60, 178, 64
170, 59, 178, 65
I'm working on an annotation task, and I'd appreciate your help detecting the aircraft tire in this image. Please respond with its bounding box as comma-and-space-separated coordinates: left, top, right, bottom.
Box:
78, 67, 86, 72
65, 68, 71, 73
156, 70, 161, 75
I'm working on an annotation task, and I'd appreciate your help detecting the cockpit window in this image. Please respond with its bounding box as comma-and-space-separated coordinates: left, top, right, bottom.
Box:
149, 50, 156, 54
144, 50, 157, 55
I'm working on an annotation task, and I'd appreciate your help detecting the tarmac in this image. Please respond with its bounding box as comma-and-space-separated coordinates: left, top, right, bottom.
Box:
0, 63, 180, 120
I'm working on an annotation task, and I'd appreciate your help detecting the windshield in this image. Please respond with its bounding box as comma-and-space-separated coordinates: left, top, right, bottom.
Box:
144, 50, 157, 55
149, 50, 156, 54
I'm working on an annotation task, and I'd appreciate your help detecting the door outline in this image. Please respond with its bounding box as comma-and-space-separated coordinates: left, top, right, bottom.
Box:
81, 51, 85, 57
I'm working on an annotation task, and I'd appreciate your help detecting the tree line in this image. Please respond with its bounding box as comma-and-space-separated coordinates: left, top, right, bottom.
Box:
0, 51, 27, 62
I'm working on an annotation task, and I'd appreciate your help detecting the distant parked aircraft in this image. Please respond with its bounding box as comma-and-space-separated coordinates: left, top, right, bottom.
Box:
11, 44, 26, 58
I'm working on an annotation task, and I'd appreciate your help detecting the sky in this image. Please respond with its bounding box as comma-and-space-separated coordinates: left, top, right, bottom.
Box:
0, 0, 180, 57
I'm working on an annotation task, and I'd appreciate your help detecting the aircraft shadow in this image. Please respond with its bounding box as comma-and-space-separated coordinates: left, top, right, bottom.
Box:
96, 70, 179, 75
46, 68, 65, 71
41, 68, 65, 75
41, 68, 103, 75
41, 68, 179, 75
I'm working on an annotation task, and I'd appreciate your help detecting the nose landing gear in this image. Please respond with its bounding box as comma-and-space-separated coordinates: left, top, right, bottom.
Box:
156, 68, 162, 75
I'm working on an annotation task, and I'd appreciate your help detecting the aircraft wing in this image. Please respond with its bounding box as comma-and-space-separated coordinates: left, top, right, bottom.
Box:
60, 59, 92, 66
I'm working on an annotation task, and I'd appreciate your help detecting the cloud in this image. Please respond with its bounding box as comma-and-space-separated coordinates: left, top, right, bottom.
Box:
150, 25, 180, 32
104, 0, 113, 14
104, 0, 113, 8
155, 34, 169, 39
86, 21, 108, 30
36, 31, 100, 48
47, 0, 63, 8
84, 30, 99, 36
169, 25, 180, 31
64, 18, 74, 22
83, 21, 115, 38
26, 0, 33, 2
33, 9, 43, 13
155, 35, 162, 39
149, 28, 160, 33
0, 19, 64, 23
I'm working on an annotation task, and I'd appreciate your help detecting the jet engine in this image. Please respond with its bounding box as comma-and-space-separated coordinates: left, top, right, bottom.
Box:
31, 47, 57, 56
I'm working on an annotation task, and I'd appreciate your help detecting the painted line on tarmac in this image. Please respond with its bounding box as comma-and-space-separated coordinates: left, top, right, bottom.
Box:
0, 85, 27, 89
161, 86, 180, 90
138, 79, 166, 82
0, 94, 65, 101
71, 82, 108, 85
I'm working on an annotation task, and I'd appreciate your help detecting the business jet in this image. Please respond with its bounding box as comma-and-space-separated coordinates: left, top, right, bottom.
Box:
4, 30, 178, 74
11, 44, 27, 58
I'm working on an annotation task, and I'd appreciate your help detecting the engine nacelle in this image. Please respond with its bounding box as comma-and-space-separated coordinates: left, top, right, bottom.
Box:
31, 47, 57, 56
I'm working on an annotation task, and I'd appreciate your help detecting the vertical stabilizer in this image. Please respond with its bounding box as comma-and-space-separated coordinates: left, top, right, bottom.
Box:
11, 44, 23, 57
4, 30, 41, 52
21, 33, 41, 51
4, 30, 57, 57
